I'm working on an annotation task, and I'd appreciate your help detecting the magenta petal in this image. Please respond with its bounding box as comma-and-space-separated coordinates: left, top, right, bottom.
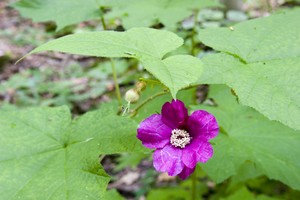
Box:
137, 114, 172, 149
187, 110, 218, 140
182, 140, 213, 168
153, 145, 184, 176
178, 166, 195, 180
161, 100, 188, 129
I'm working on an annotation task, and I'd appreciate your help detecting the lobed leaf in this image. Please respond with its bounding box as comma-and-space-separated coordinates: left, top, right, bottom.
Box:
193, 85, 300, 190
25, 28, 202, 98
0, 105, 144, 199
198, 9, 300, 130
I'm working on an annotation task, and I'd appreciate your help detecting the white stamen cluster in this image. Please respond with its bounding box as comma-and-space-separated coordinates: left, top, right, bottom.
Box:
170, 129, 191, 148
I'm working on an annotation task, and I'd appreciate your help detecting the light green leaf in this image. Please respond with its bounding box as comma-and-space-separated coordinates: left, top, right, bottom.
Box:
257, 195, 282, 200
71, 105, 145, 154
198, 9, 300, 130
25, 28, 202, 98
221, 187, 254, 200
199, 9, 300, 62
12, 0, 103, 31
103, 189, 124, 200
231, 161, 263, 184
193, 85, 300, 190
147, 187, 189, 200
0, 105, 144, 199
221, 187, 281, 200
200, 53, 300, 130
28, 28, 182, 59
142, 55, 202, 98
106, 0, 221, 30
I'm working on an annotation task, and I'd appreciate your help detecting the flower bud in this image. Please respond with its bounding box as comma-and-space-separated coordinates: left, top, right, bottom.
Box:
136, 81, 146, 92
125, 89, 140, 103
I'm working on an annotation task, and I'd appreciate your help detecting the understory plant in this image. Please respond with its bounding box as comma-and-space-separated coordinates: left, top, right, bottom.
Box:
1, 0, 300, 199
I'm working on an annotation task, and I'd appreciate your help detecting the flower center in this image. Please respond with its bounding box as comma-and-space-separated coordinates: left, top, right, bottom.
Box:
170, 129, 191, 148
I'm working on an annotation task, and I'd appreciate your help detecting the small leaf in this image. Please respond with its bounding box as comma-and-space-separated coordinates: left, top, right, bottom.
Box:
142, 55, 202, 98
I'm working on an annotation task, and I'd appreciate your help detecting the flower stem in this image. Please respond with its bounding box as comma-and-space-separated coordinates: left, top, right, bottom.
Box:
191, 170, 197, 200
130, 91, 169, 117
190, 10, 199, 56
110, 58, 123, 108
100, 11, 123, 110
100, 15, 107, 30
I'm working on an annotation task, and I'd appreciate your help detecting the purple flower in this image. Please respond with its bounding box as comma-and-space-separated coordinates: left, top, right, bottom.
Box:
137, 100, 219, 179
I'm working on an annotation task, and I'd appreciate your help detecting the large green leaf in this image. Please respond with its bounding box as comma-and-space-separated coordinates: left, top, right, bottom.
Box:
198, 9, 300, 130
192, 85, 300, 190
28, 28, 182, 59
13, 0, 103, 31
0, 105, 144, 199
105, 0, 221, 29
25, 28, 202, 98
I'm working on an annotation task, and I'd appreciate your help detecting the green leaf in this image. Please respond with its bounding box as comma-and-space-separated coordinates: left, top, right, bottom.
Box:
72, 105, 145, 154
106, 0, 221, 30
12, 0, 103, 31
28, 28, 182, 59
25, 28, 202, 98
199, 9, 300, 62
0, 105, 144, 199
142, 55, 202, 98
198, 9, 300, 130
132, 85, 197, 122
221, 187, 281, 200
192, 85, 300, 190
221, 187, 254, 200
103, 189, 124, 200
230, 161, 263, 184
147, 187, 189, 200
257, 195, 282, 200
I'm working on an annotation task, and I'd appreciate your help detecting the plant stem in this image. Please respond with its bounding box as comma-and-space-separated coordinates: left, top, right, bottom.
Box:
100, 11, 122, 109
191, 170, 197, 200
130, 91, 168, 117
190, 10, 199, 56
110, 58, 123, 107
100, 15, 107, 30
